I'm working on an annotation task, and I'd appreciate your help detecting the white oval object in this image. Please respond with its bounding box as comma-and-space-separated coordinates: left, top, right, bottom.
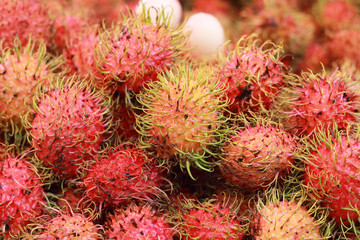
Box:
184, 12, 225, 57
136, 0, 182, 28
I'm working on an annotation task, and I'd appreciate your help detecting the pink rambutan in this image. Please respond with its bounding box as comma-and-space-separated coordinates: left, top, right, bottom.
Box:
301, 125, 360, 226
0, 39, 60, 126
315, 0, 359, 32
94, 12, 188, 93
297, 40, 330, 73
0, 148, 46, 238
220, 113, 297, 190
239, 4, 316, 56
0, 0, 52, 49
173, 196, 245, 239
64, 26, 99, 78
106, 203, 174, 239
328, 29, 360, 68
216, 35, 287, 113
80, 142, 167, 208
277, 69, 360, 137
25, 76, 113, 179
52, 15, 89, 52
28, 210, 102, 240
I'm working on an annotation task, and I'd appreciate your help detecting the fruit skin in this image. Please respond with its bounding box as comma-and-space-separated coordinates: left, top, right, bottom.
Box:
216, 35, 287, 113
174, 196, 245, 240
301, 125, 360, 226
0, 148, 46, 239
80, 142, 167, 208
0, 0, 52, 49
0, 38, 59, 126
315, 0, 358, 32
328, 29, 360, 68
136, 64, 230, 179
29, 211, 102, 240
251, 197, 324, 239
220, 113, 297, 190
277, 69, 360, 137
64, 25, 99, 78
95, 11, 188, 93
25, 76, 113, 179
238, 3, 315, 56
106, 203, 174, 240
297, 41, 330, 73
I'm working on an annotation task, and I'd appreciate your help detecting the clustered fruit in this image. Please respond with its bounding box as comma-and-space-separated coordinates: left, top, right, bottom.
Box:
1, 0, 360, 239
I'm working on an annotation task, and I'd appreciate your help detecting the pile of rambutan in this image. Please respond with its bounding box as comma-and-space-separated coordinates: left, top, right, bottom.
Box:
1, 0, 360, 239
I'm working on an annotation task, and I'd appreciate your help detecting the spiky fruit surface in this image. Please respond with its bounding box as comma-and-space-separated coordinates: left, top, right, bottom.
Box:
95, 13, 187, 93
107, 203, 174, 239
32, 212, 102, 240
298, 41, 330, 73
328, 29, 360, 68
64, 26, 99, 77
239, 4, 315, 55
177, 198, 244, 239
26, 77, 112, 179
81, 143, 166, 207
53, 15, 89, 51
220, 119, 296, 190
302, 128, 360, 225
251, 199, 323, 239
113, 94, 139, 140
56, 186, 84, 213
136, 65, 229, 177
0, 153, 45, 238
317, 0, 358, 31
216, 35, 286, 113
0, 40, 56, 126
0, 0, 52, 48
278, 70, 360, 137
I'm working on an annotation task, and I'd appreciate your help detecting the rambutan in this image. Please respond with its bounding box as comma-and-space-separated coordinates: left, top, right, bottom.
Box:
314, 0, 359, 32
136, 64, 230, 179
0, 0, 52, 49
173, 195, 245, 239
0, 39, 60, 126
250, 189, 328, 239
80, 142, 168, 208
52, 15, 90, 52
239, 3, 316, 56
64, 25, 99, 78
297, 40, 330, 73
0, 147, 46, 238
27, 210, 102, 239
25, 76, 113, 179
220, 112, 297, 190
95, 11, 188, 93
277, 69, 360, 137
300, 124, 360, 226
106, 203, 174, 239
215, 35, 287, 113
328, 29, 360, 68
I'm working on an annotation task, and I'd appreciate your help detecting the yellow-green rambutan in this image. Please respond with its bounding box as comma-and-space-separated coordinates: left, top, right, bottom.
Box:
135, 64, 230, 179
